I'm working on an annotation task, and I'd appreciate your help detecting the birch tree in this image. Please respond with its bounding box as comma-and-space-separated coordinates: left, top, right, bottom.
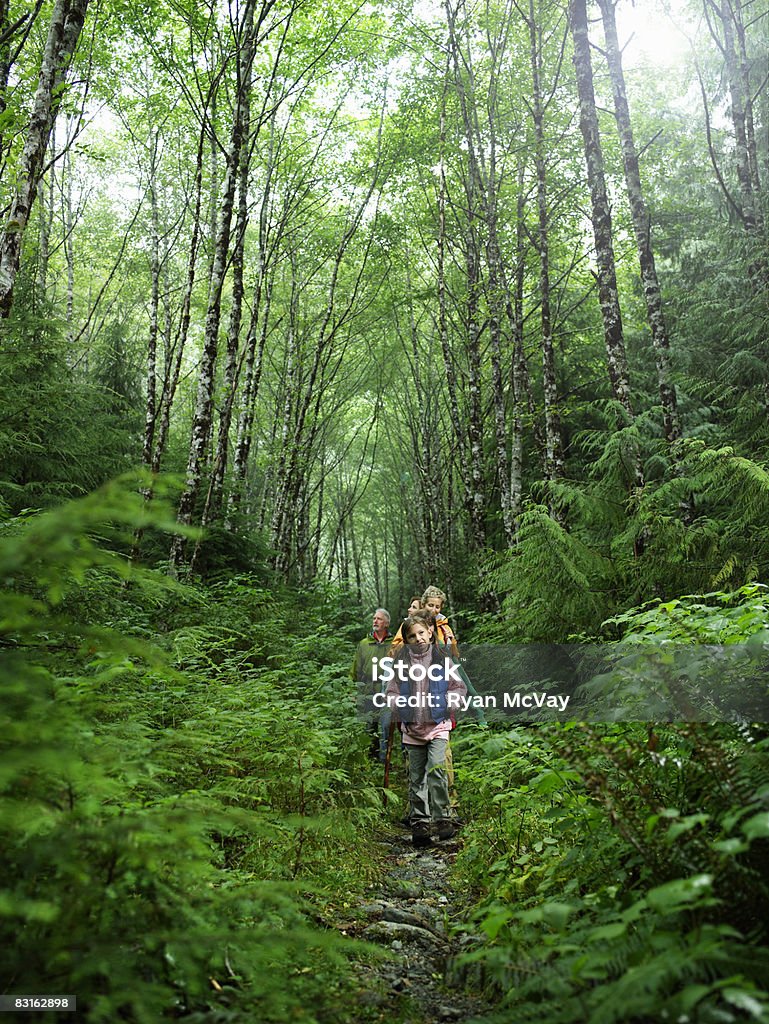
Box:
0, 0, 90, 318
568, 0, 633, 416
480, 0, 520, 543
170, 0, 257, 570
598, 0, 680, 442
519, 0, 566, 479
445, 0, 487, 551
704, 0, 764, 235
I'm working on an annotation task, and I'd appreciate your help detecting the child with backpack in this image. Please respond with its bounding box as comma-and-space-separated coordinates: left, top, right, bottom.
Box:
390, 586, 458, 655
385, 612, 467, 846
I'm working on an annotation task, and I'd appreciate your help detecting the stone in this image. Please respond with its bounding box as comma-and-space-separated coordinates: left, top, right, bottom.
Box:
362, 920, 446, 949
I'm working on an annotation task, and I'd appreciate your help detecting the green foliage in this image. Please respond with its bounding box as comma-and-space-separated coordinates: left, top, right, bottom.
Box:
475, 430, 769, 642
0, 480, 383, 1022
4, 0, 769, 1015
451, 585, 769, 1023
604, 582, 769, 644
0, 297, 141, 513
480, 502, 615, 642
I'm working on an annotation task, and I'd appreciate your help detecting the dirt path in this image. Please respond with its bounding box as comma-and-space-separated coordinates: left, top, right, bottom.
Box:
345, 826, 495, 1024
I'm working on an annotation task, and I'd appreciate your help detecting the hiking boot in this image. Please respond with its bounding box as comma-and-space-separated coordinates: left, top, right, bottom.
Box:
411, 821, 431, 847
436, 819, 456, 841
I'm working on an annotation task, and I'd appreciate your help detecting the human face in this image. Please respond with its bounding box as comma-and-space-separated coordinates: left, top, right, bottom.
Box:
407, 598, 421, 615
405, 622, 433, 645
372, 611, 389, 634
423, 596, 443, 616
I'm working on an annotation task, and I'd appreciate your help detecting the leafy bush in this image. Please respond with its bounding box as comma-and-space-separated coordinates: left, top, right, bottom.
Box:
0, 479, 382, 1022
452, 588, 769, 1023
477, 439, 769, 643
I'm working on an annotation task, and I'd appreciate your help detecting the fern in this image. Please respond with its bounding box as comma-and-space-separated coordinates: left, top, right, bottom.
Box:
0, 479, 385, 1023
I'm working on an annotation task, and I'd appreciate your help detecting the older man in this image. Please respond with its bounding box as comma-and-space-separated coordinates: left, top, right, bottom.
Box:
352, 608, 393, 761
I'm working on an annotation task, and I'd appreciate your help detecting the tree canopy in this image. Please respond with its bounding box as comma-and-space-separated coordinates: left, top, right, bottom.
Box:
1, 0, 768, 1020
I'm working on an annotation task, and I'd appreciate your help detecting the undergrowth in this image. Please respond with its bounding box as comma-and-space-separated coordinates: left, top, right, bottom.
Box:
452, 589, 769, 1023
0, 478, 385, 1023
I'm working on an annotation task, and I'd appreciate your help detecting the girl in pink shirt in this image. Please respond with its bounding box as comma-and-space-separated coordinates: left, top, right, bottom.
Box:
385, 613, 466, 846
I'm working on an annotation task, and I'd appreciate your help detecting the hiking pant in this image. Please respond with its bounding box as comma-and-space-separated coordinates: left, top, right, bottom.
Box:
444, 739, 459, 808
407, 738, 450, 824
378, 710, 392, 763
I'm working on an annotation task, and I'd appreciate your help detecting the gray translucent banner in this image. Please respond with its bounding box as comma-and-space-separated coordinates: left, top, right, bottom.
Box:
355, 642, 769, 723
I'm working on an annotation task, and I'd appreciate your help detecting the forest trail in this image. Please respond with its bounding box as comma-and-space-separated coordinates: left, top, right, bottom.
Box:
340, 826, 494, 1024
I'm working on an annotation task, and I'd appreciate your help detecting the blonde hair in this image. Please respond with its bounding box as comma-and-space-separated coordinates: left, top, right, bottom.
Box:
421, 585, 447, 606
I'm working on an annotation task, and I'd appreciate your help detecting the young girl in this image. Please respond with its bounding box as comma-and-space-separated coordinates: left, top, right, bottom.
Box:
388, 586, 458, 657
385, 612, 467, 846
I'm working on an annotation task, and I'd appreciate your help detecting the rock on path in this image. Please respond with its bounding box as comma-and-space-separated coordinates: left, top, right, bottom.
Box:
349, 829, 493, 1024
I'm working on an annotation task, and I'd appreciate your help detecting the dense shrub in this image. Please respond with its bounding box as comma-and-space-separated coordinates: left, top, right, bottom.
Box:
0, 480, 381, 1023
452, 591, 769, 1023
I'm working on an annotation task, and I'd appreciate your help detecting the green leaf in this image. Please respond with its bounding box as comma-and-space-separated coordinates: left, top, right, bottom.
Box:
646, 874, 713, 912
722, 987, 769, 1016
742, 812, 769, 842
586, 921, 627, 943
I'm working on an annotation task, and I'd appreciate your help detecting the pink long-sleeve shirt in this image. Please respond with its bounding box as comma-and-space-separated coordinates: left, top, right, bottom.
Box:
385, 644, 467, 746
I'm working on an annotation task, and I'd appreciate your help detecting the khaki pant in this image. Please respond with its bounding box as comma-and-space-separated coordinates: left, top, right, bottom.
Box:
407, 738, 451, 823
444, 739, 458, 807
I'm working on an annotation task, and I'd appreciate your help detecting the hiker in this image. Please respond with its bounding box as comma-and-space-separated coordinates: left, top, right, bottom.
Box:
386, 591, 485, 822
352, 608, 393, 761
421, 585, 460, 657
385, 612, 467, 846
387, 595, 425, 658
390, 589, 486, 726
403, 599, 487, 822
390, 586, 458, 656
383, 596, 426, 824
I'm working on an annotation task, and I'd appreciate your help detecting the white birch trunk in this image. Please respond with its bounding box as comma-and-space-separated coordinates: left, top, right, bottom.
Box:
529, 0, 564, 481
718, 0, 760, 233
599, 0, 680, 442
203, 75, 252, 528
141, 138, 161, 470
170, 5, 253, 568
0, 0, 89, 318
569, 0, 633, 416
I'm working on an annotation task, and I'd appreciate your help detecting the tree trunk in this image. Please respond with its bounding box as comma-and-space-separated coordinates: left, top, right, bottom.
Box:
151, 118, 208, 477
436, 63, 465, 462
309, 458, 324, 580
227, 115, 278, 523
0, 0, 90, 318
350, 515, 362, 604
202, 78, 252, 528
529, 0, 564, 480
507, 165, 528, 527
483, 16, 515, 546
141, 135, 161, 470
0, 0, 10, 168
37, 124, 56, 295
170, 4, 253, 569
569, 0, 633, 416
732, 0, 763, 212
269, 254, 300, 570
717, 0, 761, 233
64, 145, 74, 343
599, 0, 680, 443
445, 1, 486, 550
